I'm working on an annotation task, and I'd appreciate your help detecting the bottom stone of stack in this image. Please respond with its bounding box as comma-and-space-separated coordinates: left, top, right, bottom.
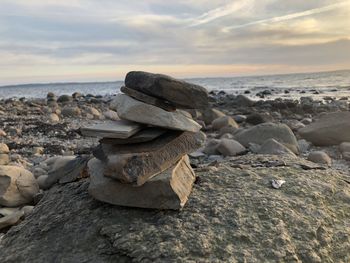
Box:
88, 155, 196, 210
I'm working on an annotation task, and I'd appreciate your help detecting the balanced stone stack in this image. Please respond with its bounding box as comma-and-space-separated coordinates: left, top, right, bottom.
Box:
82, 71, 208, 210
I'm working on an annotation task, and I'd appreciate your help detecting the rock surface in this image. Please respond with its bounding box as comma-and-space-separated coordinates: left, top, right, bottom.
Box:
234, 123, 299, 154
1, 155, 349, 262
125, 71, 208, 109
95, 131, 206, 185
299, 112, 350, 146
0, 166, 39, 207
112, 94, 201, 132
88, 155, 196, 210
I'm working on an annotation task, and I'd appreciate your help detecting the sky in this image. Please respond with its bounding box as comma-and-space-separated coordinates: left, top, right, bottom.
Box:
0, 0, 350, 85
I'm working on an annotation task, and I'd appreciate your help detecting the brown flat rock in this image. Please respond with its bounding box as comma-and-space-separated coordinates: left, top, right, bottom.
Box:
99, 127, 167, 145
121, 86, 176, 112
93, 130, 206, 186
80, 120, 143, 139
88, 155, 196, 210
125, 71, 209, 109
112, 94, 201, 132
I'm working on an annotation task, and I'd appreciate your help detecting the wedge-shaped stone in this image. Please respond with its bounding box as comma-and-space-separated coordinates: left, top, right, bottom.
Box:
125, 71, 208, 109
100, 127, 167, 145
112, 94, 201, 132
88, 155, 196, 210
80, 120, 143, 139
121, 86, 176, 112
93, 131, 206, 186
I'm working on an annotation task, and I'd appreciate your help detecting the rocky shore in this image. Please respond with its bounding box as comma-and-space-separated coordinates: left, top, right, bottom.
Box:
0, 74, 350, 262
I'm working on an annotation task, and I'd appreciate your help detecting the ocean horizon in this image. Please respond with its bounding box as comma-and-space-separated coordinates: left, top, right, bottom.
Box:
1, 69, 350, 99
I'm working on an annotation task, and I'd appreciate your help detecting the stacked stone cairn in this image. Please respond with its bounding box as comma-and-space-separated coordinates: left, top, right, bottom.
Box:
82, 71, 208, 210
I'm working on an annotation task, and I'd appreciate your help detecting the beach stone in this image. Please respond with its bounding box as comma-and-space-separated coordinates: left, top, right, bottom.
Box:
339, 142, 350, 153
299, 112, 350, 146
21, 205, 34, 217
219, 126, 238, 137
220, 133, 235, 140
33, 167, 47, 178
298, 139, 311, 153
72, 92, 83, 99
217, 139, 246, 156
0, 210, 24, 230
47, 101, 59, 108
301, 118, 312, 125
0, 154, 10, 165
121, 86, 176, 111
211, 116, 238, 131
234, 95, 255, 107
342, 152, 350, 161
285, 120, 305, 132
49, 113, 59, 123
88, 155, 196, 210
87, 107, 101, 118
112, 94, 201, 132
201, 108, 226, 125
103, 110, 119, 121
246, 112, 273, 125
95, 131, 206, 186
234, 123, 299, 154
36, 175, 49, 190
307, 151, 332, 166
203, 139, 221, 155
47, 92, 55, 99
0, 165, 39, 207
0, 143, 9, 154
61, 106, 81, 117
257, 139, 296, 156
0, 129, 6, 137
57, 95, 72, 103
125, 71, 208, 109
32, 147, 44, 155
232, 115, 246, 123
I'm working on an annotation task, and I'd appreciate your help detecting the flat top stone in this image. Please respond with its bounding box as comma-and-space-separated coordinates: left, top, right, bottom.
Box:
112, 94, 201, 132
125, 71, 209, 109
99, 127, 167, 145
80, 120, 143, 139
121, 86, 176, 112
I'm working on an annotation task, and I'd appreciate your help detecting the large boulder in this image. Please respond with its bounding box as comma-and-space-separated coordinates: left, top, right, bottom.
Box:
0, 155, 349, 262
234, 123, 299, 154
0, 166, 39, 207
299, 112, 350, 146
125, 71, 209, 109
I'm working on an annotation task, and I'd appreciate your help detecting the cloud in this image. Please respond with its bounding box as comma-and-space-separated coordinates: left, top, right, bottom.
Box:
0, 0, 350, 85
222, 0, 350, 31
190, 0, 254, 26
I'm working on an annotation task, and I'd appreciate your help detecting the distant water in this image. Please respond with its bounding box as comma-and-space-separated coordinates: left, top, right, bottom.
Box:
1, 70, 350, 99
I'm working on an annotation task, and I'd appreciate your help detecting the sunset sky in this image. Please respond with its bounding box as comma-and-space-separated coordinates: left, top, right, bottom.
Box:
1, 0, 350, 85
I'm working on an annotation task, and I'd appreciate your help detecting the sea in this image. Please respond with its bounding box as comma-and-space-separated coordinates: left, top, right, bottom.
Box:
1, 70, 350, 100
